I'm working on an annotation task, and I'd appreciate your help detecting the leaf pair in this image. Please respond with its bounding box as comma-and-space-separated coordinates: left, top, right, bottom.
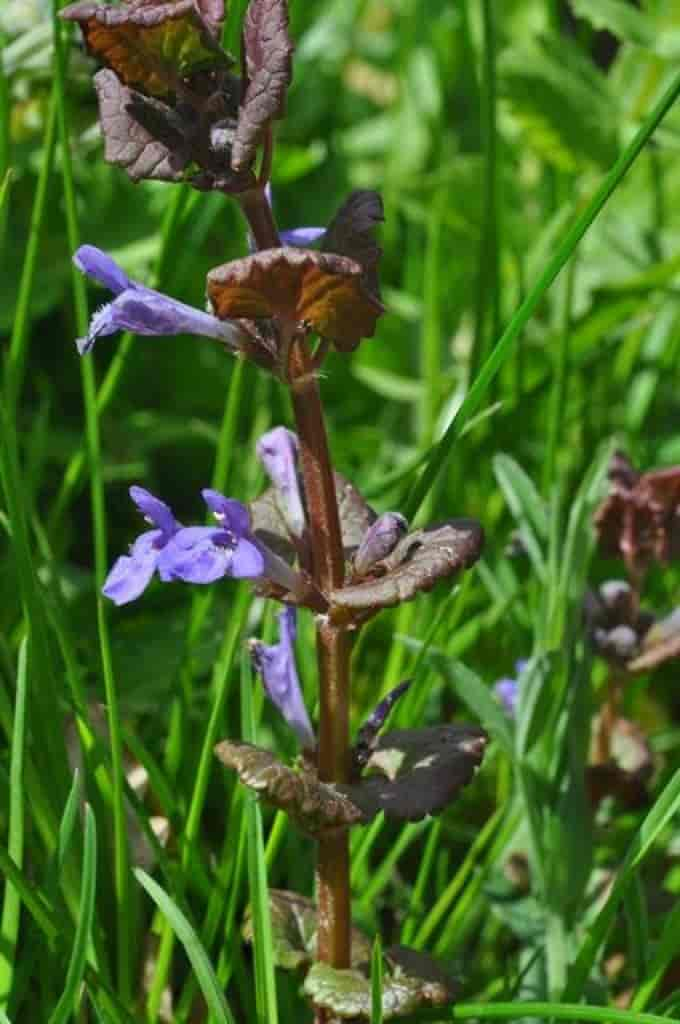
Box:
242, 889, 457, 1020
63, 0, 294, 188
207, 191, 385, 353
215, 722, 487, 834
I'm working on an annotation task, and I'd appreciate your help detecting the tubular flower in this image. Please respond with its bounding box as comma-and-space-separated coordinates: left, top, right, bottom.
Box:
160, 490, 265, 583
256, 426, 306, 537
103, 486, 182, 605
73, 244, 245, 355
250, 605, 315, 750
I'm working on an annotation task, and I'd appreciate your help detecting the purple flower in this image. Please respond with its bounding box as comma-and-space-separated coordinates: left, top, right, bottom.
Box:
250, 606, 315, 750
493, 660, 528, 717
256, 427, 306, 537
74, 245, 245, 355
102, 486, 182, 606
159, 490, 265, 584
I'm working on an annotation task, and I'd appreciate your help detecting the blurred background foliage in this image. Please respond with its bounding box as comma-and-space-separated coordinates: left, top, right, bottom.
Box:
4, 0, 680, 1020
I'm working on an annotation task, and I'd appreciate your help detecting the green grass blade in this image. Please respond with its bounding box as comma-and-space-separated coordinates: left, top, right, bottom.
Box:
135, 869, 236, 1024
52, 3, 132, 998
241, 648, 279, 1024
146, 586, 251, 1019
565, 764, 680, 1000
0, 639, 28, 1008
404, 68, 680, 521
631, 898, 680, 1011
0, 845, 58, 944
48, 804, 98, 1024
4, 85, 57, 410
396, 1001, 680, 1024
370, 935, 383, 1024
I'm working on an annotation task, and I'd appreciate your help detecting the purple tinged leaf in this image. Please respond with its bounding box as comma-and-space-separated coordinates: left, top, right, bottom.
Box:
303, 947, 456, 1019
93, 70, 190, 184
60, 0, 228, 98
231, 0, 294, 171
256, 427, 306, 538
250, 606, 315, 749
74, 245, 246, 355
331, 519, 484, 616
194, 0, 225, 37
353, 512, 408, 576
243, 889, 372, 971
322, 190, 384, 302
341, 724, 487, 823
214, 740, 363, 834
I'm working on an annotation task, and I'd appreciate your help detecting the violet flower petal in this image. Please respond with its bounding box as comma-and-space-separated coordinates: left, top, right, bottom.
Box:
279, 226, 326, 247
231, 537, 266, 577
494, 678, 518, 717
250, 605, 315, 749
102, 530, 163, 605
129, 485, 179, 538
158, 525, 265, 583
255, 427, 306, 537
74, 246, 245, 355
202, 490, 251, 535
74, 245, 131, 294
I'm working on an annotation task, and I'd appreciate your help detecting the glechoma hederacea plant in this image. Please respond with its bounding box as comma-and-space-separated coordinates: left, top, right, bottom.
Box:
62, 0, 488, 1015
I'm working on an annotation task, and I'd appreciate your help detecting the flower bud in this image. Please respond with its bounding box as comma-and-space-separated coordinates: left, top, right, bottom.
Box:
353, 512, 408, 576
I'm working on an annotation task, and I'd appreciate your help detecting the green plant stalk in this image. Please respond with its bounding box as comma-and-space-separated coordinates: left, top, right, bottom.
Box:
400, 1002, 677, 1024
404, 67, 680, 521
52, 6, 132, 1000
542, 220, 577, 494
469, 0, 500, 384
0, 639, 28, 1008
4, 84, 58, 410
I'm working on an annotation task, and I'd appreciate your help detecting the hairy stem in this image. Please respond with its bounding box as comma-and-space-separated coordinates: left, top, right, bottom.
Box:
289, 342, 352, 972
237, 185, 281, 250
239, 186, 353, 980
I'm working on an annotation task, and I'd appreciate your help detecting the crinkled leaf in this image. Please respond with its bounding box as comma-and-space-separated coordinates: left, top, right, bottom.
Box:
303, 946, 456, 1020
94, 69, 189, 182
323, 190, 384, 302
342, 724, 486, 822
231, 0, 294, 170
214, 740, 363, 834
595, 452, 680, 575
195, 0, 225, 38
243, 889, 371, 971
335, 473, 376, 554
331, 519, 483, 614
61, 0, 229, 97
207, 248, 384, 350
